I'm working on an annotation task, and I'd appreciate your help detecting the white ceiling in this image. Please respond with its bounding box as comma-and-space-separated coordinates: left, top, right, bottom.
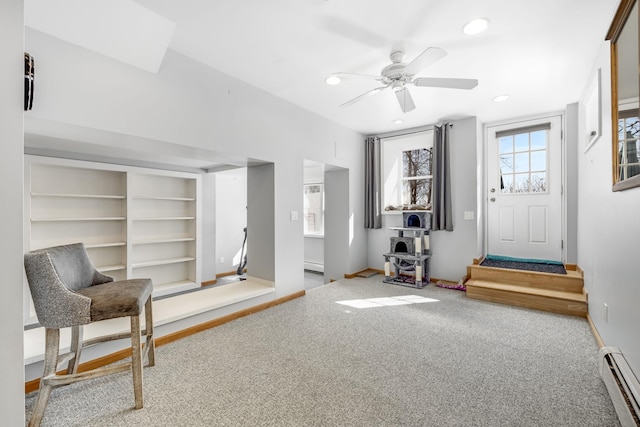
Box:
26, 0, 620, 136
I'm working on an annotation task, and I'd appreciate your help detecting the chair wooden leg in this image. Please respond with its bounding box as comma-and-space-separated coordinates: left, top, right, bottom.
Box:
29, 328, 60, 427
67, 325, 83, 374
144, 296, 155, 367
130, 314, 144, 409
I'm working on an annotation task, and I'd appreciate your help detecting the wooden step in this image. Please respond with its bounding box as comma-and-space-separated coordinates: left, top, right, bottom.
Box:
467, 264, 584, 294
465, 279, 588, 317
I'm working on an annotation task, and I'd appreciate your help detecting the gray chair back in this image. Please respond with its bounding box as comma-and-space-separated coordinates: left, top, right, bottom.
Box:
24, 243, 109, 328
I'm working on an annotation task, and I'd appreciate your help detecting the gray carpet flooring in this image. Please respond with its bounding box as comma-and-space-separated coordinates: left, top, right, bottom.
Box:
25, 276, 619, 426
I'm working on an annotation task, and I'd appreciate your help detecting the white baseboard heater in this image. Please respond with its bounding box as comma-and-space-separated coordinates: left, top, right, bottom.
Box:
599, 347, 640, 426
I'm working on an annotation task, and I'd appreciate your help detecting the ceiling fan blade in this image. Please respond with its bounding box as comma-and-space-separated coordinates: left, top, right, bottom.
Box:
404, 47, 447, 76
340, 85, 389, 108
333, 72, 383, 81
395, 87, 416, 113
413, 77, 479, 90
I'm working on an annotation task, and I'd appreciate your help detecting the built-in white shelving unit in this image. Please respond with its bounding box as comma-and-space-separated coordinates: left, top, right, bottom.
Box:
24, 156, 202, 323
128, 172, 199, 298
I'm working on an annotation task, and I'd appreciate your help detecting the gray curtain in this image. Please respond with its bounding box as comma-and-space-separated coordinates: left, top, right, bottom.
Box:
431, 124, 453, 231
364, 136, 382, 229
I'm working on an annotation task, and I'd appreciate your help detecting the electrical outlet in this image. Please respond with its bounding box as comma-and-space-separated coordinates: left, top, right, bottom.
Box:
290, 210, 298, 221
603, 303, 608, 322
464, 211, 474, 220
219, 256, 225, 264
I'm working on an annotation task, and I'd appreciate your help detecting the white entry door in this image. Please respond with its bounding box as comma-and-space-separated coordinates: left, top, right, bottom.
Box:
487, 116, 563, 261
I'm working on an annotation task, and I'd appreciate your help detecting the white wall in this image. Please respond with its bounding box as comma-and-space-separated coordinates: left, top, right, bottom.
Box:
215, 168, 247, 277
577, 41, 640, 377
565, 103, 579, 264
247, 163, 275, 283
0, 0, 25, 424
367, 117, 480, 282
324, 168, 350, 282
201, 172, 216, 282
303, 237, 324, 271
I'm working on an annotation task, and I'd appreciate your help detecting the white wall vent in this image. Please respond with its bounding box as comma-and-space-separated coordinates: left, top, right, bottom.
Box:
599, 347, 640, 426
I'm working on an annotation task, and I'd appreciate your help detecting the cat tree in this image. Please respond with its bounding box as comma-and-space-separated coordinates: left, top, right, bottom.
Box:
383, 212, 431, 289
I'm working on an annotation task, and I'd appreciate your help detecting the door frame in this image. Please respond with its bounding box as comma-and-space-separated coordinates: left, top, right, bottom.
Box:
482, 112, 566, 262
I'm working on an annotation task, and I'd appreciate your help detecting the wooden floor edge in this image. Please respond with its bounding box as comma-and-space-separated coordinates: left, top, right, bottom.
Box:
156, 290, 305, 347
344, 268, 389, 279
587, 313, 605, 349
25, 290, 306, 394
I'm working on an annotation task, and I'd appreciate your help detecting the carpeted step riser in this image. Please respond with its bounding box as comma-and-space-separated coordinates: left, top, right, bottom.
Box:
468, 265, 583, 293
466, 285, 588, 317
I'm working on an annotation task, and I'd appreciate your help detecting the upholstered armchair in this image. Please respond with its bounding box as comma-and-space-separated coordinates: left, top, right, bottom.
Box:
24, 243, 155, 427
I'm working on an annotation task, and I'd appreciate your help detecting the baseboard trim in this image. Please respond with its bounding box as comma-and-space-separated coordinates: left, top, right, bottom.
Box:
587, 313, 605, 349
25, 290, 305, 394
344, 268, 387, 279
202, 269, 248, 286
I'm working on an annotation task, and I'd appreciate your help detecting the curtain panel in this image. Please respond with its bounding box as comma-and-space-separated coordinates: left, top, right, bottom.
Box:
431, 124, 453, 231
364, 136, 382, 229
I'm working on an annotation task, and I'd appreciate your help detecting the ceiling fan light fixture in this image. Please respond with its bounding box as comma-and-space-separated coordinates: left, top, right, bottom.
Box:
493, 94, 510, 102
325, 75, 341, 86
391, 80, 404, 92
462, 18, 489, 35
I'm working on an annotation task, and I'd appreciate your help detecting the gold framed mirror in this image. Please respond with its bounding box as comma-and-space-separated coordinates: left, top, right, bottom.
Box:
607, 0, 640, 191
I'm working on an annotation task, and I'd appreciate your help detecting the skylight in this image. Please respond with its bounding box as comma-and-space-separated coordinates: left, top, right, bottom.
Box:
25, 0, 175, 73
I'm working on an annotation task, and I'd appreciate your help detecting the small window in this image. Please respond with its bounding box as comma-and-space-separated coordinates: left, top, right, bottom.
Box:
401, 148, 432, 206
382, 131, 433, 211
303, 183, 324, 235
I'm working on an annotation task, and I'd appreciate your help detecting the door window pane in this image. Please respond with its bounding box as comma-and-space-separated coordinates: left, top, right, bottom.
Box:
514, 152, 529, 173
497, 128, 548, 194
530, 172, 546, 192
530, 131, 546, 150
514, 133, 529, 152
500, 154, 514, 174
499, 136, 513, 154
501, 174, 514, 194
530, 151, 546, 172
514, 173, 530, 193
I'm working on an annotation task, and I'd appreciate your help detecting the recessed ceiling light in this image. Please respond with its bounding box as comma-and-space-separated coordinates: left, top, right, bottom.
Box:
393, 119, 404, 124
493, 95, 510, 102
462, 18, 489, 35
325, 75, 341, 85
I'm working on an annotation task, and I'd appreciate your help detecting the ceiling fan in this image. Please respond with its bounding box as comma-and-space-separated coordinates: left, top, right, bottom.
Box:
332, 47, 478, 113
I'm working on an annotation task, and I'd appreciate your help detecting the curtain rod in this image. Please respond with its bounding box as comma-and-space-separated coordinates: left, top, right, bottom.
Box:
373, 122, 453, 141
